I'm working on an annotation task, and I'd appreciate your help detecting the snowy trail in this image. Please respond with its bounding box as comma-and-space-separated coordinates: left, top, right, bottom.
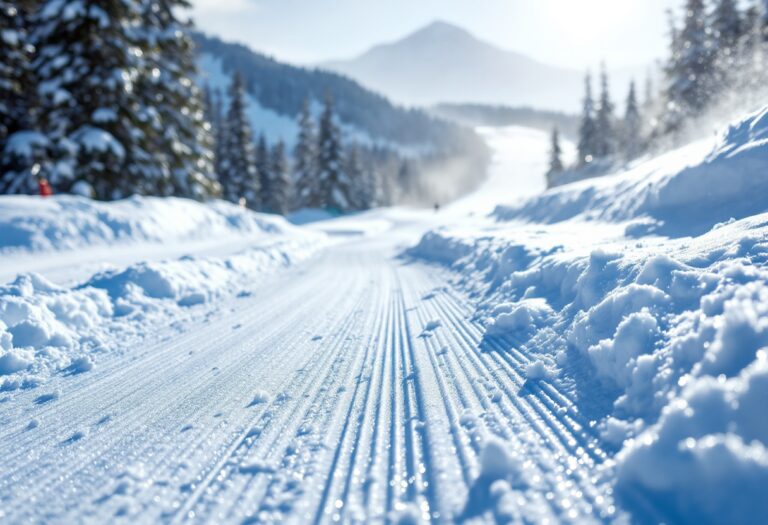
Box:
0, 228, 618, 523
0, 127, 633, 523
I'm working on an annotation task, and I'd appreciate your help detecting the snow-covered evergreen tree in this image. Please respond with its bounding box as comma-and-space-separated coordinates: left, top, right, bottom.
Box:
255, 133, 270, 209
396, 159, 414, 203
137, 0, 217, 199
577, 73, 598, 166
546, 128, 564, 188
255, 133, 268, 211
264, 140, 292, 215
665, 0, 715, 128
361, 166, 383, 209
711, 0, 743, 91
345, 145, 368, 210
32, 0, 155, 198
0, 1, 45, 195
712, 0, 743, 54
594, 65, 616, 158
622, 81, 643, 161
219, 72, 258, 207
293, 99, 317, 209
316, 95, 350, 211
0, 1, 34, 146
212, 88, 227, 180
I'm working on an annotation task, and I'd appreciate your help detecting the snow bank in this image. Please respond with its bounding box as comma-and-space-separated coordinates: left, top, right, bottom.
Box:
408, 107, 768, 523
617, 353, 768, 524
0, 194, 295, 253
495, 106, 768, 236
0, 235, 324, 392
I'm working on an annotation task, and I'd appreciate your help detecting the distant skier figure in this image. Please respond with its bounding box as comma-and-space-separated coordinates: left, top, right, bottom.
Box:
38, 178, 53, 197
434, 202, 440, 213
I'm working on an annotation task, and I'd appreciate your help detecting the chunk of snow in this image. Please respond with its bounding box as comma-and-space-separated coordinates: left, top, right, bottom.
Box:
479, 436, 520, 481
248, 391, 270, 406
67, 356, 94, 374
524, 360, 552, 381
0, 350, 33, 375
487, 298, 554, 337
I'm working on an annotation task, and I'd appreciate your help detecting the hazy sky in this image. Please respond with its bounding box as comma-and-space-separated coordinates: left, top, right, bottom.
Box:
191, 0, 678, 69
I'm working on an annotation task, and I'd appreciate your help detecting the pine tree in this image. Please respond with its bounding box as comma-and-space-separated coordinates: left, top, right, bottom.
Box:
361, 167, 383, 209
32, 0, 155, 198
396, 159, 414, 203
546, 128, 564, 188
202, 84, 225, 177
665, 0, 715, 125
219, 72, 259, 207
264, 140, 292, 215
0, 2, 33, 145
256, 133, 270, 209
712, 0, 743, 53
594, 64, 616, 158
577, 73, 598, 166
711, 0, 743, 91
212, 88, 227, 179
0, 1, 45, 195
255, 134, 269, 185
137, 0, 217, 199
316, 94, 350, 211
622, 81, 643, 161
642, 74, 656, 116
345, 145, 367, 210
293, 99, 317, 209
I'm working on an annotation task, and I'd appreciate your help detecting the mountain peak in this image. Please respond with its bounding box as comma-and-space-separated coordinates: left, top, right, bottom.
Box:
407, 20, 475, 41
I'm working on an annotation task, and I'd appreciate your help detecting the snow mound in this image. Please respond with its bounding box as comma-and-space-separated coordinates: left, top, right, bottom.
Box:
486, 298, 554, 338
0, 195, 295, 253
494, 106, 768, 236
0, 237, 324, 392
617, 353, 768, 524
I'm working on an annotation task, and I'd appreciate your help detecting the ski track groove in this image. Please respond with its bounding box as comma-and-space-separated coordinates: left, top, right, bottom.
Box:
308, 275, 393, 524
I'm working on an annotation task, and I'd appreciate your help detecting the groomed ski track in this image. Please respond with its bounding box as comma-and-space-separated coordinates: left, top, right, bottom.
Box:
0, 229, 619, 524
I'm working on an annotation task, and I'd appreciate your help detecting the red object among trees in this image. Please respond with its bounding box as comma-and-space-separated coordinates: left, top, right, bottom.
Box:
38, 179, 53, 197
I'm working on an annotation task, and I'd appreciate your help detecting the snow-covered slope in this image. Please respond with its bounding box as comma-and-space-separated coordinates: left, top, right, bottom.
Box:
495, 106, 768, 236
408, 107, 768, 523
198, 54, 299, 147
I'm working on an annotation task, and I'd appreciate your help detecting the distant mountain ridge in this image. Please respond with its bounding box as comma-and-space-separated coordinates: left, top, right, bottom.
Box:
193, 32, 482, 155
322, 21, 643, 113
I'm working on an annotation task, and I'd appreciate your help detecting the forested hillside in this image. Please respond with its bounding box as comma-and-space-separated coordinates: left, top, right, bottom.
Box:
194, 33, 490, 208
0, 3, 489, 214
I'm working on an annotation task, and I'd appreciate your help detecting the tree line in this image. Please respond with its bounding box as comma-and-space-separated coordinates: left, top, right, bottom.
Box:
547, 0, 768, 187
205, 73, 389, 214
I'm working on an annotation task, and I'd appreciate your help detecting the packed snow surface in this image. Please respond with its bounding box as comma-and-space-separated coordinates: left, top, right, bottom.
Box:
2, 110, 768, 524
